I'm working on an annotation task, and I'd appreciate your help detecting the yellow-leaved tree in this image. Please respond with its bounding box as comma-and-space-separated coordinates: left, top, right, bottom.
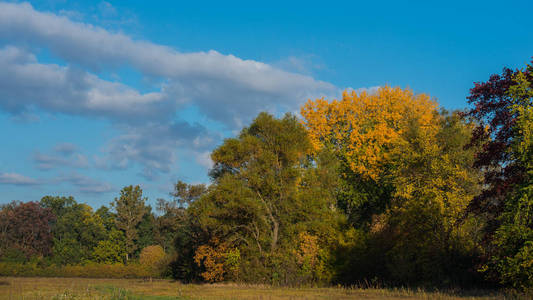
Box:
302, 86, 439, 181
139, 245, 167, 280
301, 86, 483, 285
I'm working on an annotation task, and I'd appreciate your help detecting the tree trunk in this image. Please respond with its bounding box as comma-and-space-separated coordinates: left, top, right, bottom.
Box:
271, 219, 279, 251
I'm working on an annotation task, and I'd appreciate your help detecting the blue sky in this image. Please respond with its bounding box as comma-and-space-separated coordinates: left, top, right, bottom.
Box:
0, 0, 532, 209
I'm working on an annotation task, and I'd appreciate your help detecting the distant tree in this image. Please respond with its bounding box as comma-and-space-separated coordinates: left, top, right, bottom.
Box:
140, 245, 167, 280
155, 181, 207, 252
95, 205, 116, 231
0, 201, 55, 259
136, 206, 156, 256
40, 196, 106, 264
92, 228, 127, 264
171, 181, 207, 207
112, 185, 147, 261
40, 196, 76, 217
140, 245, 166, 266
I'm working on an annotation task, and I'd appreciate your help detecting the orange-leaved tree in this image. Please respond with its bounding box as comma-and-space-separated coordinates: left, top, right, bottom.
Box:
194, 238, 228, 283
301, 86, 483, 285
301, 86, 439, 181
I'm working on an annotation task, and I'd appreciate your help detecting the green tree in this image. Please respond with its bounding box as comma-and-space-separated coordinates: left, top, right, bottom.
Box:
40, 196, 106, 265
95, 205, 116, 231
190, 112, 341, 284
155, 181, 207, 253
112, 185, 147, 261
485, 66, 533, 289
135, 206, 156, 256
92, 228, 127, 264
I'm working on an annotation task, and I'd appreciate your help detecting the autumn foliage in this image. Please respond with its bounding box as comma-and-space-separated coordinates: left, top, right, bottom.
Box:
301, 86, 438, 180
194, 238, 228, 283
0, 61, 531, 292
0, 202, 55, 259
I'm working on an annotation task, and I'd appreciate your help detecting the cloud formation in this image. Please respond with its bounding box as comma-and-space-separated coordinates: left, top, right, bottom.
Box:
0, 46, 169, 120
0, 2, 335, 124
0, 172, 40, 185
0, 169, 112, 194
32, 142, 89, 171
0, 2, 338, 180
55, 172, 113, 194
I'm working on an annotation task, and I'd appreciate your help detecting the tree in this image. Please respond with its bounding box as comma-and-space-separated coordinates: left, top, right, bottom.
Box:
193, 238, 229, 283
136, 206, 156, 256
112, 185, 147, 261
207, 112, 316, 253
0, 201, 55, 259
302, 87, 483, 286
95, 205, 116, 232
462, 60, 532, 232
91, 205, 128, 264
190, 112, 341, 284
301, 86, 440, 226
140, 245, 166, 267
171, 180, 207, 208
92, 228, 127, 264
40, 196, 107, 264
155, 181, 207, 252
480, 63, 533, 289
40, 196, 77, 217
302, 86, 439, 181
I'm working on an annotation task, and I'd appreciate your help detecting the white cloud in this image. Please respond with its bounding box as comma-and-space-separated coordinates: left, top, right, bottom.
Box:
0, 2, 336, 127
0, 172, 40, 185
0, 170, 112, 194
194, 151, 214, 170
32, 142, 90, 171
33, 152, 89, 170
0, 46, 169, 120
0, 2, 340, 179
95, 121, 215, 180
54, 172, 113, 194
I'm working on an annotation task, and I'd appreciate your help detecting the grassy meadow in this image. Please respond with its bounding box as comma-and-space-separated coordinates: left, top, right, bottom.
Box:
0, 277, 511, 300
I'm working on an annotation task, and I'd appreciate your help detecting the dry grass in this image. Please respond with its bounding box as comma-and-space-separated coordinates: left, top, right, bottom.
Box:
0, 277, 508, 300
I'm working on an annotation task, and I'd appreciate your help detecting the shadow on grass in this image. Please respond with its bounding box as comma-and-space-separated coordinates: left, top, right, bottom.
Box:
0, 280, 9, 286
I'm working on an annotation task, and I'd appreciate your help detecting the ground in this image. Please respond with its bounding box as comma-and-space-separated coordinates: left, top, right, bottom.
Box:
0, 277, 507, 300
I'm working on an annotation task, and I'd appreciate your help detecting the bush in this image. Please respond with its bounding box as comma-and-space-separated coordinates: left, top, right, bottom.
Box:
0, 262, 152, 278
139, 245, 167, 278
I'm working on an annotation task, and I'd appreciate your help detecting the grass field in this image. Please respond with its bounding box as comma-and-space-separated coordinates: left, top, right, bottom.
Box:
0, 277, 511, 300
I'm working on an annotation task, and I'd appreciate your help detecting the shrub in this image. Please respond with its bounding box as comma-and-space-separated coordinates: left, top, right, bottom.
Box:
0, 262, 151, 278
139, 245, 167, 278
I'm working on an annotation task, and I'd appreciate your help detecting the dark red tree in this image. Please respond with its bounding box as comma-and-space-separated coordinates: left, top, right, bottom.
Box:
463, 59, 532, 233
0, 201, 56, 258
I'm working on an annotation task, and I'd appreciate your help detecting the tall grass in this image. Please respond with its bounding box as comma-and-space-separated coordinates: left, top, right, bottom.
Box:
0, 277, 519, 300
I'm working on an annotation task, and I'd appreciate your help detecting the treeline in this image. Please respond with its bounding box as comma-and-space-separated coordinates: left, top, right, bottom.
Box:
1, 61, 531, 290
0, 185, 192, 278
